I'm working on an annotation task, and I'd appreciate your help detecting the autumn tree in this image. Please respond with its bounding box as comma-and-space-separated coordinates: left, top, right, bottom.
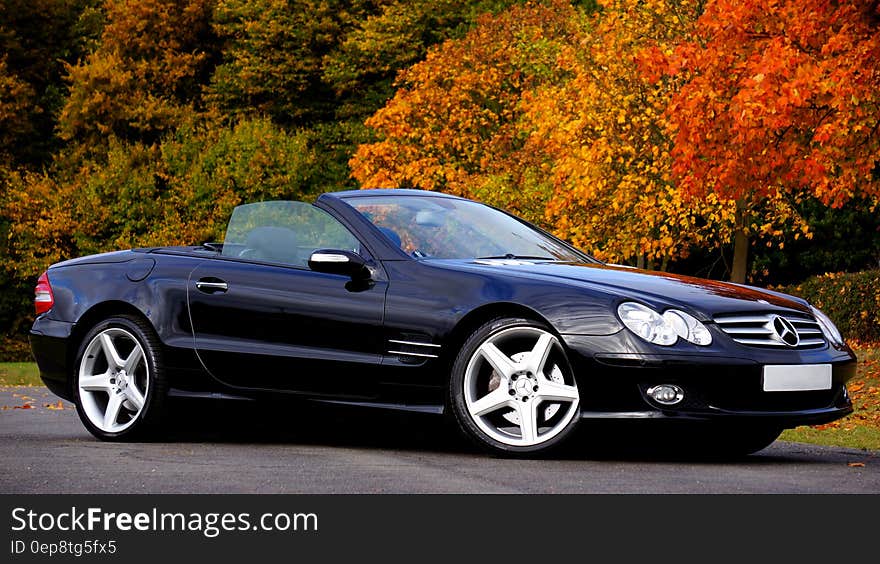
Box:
7, 0, 516, 293
0, 0, 102, 165
5, 118, 318, 279
352, 1, 802, 266
324, 1, 519, 118
59, 0, 217, 151
530, 0, 717, 266
351, 0, 584, 224
3, 0, 879, 359
0, 58, 34, 162
207, 0, 367, 124
208, 1, 521, 194
667, 0, 880, 282
0, 0, 104, 357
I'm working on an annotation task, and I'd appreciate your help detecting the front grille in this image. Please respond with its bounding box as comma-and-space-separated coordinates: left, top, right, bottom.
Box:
714, 312, 826, 349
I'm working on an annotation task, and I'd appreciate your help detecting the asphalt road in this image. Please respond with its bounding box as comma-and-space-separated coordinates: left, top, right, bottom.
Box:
1, 386, 877, 494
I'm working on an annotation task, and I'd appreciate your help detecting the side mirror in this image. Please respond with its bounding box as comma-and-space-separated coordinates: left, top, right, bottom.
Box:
308, 249, 370, 279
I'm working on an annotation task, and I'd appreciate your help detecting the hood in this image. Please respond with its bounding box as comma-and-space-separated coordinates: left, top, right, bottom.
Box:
440, 259, 810, 318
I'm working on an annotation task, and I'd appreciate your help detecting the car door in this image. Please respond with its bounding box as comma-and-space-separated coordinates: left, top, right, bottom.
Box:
187, 201, 386, 397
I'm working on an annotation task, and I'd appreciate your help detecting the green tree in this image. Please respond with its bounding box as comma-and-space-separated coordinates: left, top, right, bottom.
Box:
324, 1, 519, 119
5, 118, 320, 279
207, 0, 377, 125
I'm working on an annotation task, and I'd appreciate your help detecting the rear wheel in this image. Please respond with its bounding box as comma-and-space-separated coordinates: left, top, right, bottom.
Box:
73, 315, 168, 441
449, 317, 581, 456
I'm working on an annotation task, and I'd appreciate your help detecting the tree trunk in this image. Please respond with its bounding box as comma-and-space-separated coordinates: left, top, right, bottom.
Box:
730, 199, 749, 283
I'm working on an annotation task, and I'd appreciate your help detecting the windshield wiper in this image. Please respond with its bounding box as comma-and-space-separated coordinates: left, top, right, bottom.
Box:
476, 254, 557, 261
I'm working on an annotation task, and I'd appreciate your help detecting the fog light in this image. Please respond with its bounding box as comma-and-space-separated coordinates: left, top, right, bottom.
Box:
647, 384, 684, 405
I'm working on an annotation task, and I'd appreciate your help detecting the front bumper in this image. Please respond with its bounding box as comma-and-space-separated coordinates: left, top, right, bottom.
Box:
563, 332, 857, 428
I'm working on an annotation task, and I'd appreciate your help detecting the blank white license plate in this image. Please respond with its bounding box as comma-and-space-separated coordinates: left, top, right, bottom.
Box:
762, 364, 832, 392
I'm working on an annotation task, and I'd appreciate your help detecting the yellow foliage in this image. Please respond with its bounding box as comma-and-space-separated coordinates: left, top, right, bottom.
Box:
351, 0, 808, 265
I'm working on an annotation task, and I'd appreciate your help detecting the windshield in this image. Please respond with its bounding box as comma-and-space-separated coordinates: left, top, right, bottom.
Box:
345, 195, 590, 262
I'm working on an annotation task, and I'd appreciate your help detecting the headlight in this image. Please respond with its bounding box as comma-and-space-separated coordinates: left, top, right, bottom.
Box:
662, 309, 713, 346
809, 305, 844, 345
617, 302, 677, 345
617, 302, 712, 346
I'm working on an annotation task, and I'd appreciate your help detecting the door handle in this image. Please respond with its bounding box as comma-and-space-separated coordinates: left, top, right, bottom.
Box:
196, 278, 228, 294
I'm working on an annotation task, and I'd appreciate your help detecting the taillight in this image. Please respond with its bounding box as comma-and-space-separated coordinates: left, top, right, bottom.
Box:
34, 271, 54, 315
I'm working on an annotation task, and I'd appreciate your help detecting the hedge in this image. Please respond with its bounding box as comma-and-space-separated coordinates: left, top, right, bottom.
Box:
776, 269, 880, 343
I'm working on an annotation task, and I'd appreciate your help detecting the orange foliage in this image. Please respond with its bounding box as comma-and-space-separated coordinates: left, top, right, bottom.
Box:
668, 0, 880, 208
532, 0, 717, 263
352, 0, 811, 264
350, 0, 582, 224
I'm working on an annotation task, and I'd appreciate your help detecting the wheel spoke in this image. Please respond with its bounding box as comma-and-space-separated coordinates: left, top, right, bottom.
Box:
468, 387, 513, 417
100, 333, 124, 369
124, 384, 145, 411
536, 379, 579, 403
79, 372, 113, 393
123, 344, 143, 374
526, 333, 555, 376
516, 400, 539, 443
103, 394, 124, 429
478, 342, 518, 378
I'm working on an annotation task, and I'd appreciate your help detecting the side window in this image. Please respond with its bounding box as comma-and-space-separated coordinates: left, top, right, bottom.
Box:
221, 202, 362, 268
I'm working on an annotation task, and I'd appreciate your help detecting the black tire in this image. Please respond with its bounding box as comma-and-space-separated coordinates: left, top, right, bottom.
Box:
72, 315, 168, 441
448, 317, 581, 457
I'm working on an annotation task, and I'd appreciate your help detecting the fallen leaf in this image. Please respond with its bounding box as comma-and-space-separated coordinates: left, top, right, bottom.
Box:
848, 462, 865, 468
13, 404, 33, 409
45, 401, 64, 410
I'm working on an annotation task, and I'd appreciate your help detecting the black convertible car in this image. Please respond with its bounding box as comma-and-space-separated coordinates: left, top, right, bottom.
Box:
30, 189, 856, 455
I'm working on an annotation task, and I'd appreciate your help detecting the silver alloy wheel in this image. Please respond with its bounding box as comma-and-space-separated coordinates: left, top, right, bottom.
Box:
78, 328, 149, 433
463, 326, 580, 447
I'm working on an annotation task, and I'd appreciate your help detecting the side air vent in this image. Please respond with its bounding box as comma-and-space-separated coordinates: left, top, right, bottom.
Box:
714, 312, 826, 349
387, 339, 441, 360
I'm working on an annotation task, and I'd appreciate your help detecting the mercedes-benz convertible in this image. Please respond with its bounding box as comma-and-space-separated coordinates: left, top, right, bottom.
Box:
29, 189, 856, 455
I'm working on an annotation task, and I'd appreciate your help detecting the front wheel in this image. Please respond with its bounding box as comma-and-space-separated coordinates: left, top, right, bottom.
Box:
73, 315, 168, 441
449, 318, 581, 456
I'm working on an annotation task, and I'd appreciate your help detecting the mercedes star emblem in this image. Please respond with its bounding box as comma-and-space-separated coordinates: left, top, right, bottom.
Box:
771, 315, 800, 347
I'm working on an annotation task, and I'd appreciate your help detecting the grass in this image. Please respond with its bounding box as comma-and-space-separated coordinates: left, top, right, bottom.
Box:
782, 343, 880, 451
2, 344, 878, 451
0, 362, 42, 386
781, 425, 880, 451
